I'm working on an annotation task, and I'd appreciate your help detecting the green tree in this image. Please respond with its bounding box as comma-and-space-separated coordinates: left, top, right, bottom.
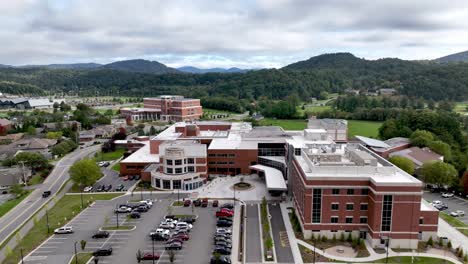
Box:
80, 240, 86, 250
410, 130, 434, 147
14, 152, 48, 170
69, 158, 101, 187
421, 161, 458, 187
427, 140, 452, 160
10, 184, 25, 196
388, 156, 415, 175
46, 131, 63, 139
149, 125, 157, 135
26, 125, 36, 135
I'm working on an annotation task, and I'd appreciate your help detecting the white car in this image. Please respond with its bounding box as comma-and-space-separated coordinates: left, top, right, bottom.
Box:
54, 226, 73, 234
175, 222, 193, 230
83, 186, 93, 192
140, 200, 153, 208
442, 193, 454, 198
432, 200, 442, 205
115, 206, 132, 213
450, 210, 465, 217
97, 161, 105, 167
150, 228, 170, 236
216, 228, 232, 234
164, 218, 178, 225
159, 222, 175, 229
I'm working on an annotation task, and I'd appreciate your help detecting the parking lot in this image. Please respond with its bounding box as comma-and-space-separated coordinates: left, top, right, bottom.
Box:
423, 191, 468, 224
90, 168, 136, 192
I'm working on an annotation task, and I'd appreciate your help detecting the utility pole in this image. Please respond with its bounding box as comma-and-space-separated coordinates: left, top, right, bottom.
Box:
46, 209, 50, 234
20, 248, 24, 264
74, 241, 78, 264
116, 205, 119, 229
80, 190, 84, 208
313, 235, 316, 264
385, 237, 389, 264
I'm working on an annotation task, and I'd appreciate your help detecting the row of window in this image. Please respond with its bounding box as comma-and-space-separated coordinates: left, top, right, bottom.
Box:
330, 216, 368, 224
208, 161, 235, 165
208, 153, 236, 158
166, 158, 195, 166
331, 203, 368, 211
166, 166, 195, 174
332, 188, 369, 195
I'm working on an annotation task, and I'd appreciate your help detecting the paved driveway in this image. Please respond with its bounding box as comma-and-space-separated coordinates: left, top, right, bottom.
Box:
91, 168, 136, 192
245, 203, 262, 263
269, 204, 294, 263
423, 191, 468, 224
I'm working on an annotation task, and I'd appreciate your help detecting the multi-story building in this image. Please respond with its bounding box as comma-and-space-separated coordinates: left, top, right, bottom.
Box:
289, 139, 438, 249
307, 117, 347, 142
120, 95, 202, 122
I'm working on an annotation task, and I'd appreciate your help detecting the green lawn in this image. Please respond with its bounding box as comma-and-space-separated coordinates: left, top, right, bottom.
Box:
258, 118, 307, 130
28, 175, 44, 185
70, 252, 93, 264
440, 212, 468, 237
362, 256, 455, 264
95, 148, 126, 161
348, 120, 383, 138
3, 193, 122, 264
0, 191, 31, 218
101, 225, 134, 231
454, 101, 468, 115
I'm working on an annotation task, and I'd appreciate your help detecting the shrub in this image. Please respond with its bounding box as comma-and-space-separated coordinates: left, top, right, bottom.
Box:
438, 237, 443, 247
346, 232, 352, 242
458, 249, 463, 258
447, 240, 452, 249
340, 232, 345, 242
321, 235, 327, 242
427, 236, 433, 247
332, 234, 336, 242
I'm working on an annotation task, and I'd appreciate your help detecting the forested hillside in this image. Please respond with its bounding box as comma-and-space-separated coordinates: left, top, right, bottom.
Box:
1, 53, 467, 103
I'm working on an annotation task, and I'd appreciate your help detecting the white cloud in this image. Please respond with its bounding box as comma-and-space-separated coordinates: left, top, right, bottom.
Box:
0, 0, 467, 67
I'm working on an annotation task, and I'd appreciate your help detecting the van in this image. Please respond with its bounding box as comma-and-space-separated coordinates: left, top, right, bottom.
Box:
54, 226, 73, 234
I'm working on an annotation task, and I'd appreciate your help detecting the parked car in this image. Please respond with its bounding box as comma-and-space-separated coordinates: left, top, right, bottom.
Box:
93, 247, 113, 256
172, 233, 190, 241
133, 206, 148, 213
210, 256, 231, 264
150, 228, 170, 237
214, 236, 232, 244
115, 184, 125, 191
151, 233, 170, 241
216, 210, 234, 217
442, 193, 454, 198
171, 230, 189, 237
216, 228, 232, 235
165, 215, 178, 220
134, 175, 141, 181
213, 246, 231, 255
142, 252, 160, 260
221, 203, 234, 210
184, 200, 191, 207
129, 211, 141, 218
175, 222, 193, 230
97, 161, 105, 167
217, 220, 233, 227
83, 186, 93, 192
115, 206, 132, 213
450, 210, 465, 217
163, 218, 178, 225
217, 217, 232, 222
432, 200, 442, 205
42, 191, 51, 198
140, 199, 153, 207
220, 208, 234, 213
103, 161, 110, 167
104, 184, 112, 192
216, 241, 232, 249
193, 199, 202, 207
54, 226, 73, 234
122, 176, 129, 181
128, 175, 135, 181
215, 234, 232, 240
212, 200, 219, 207
92, 231, 110, 239
159, 222, 175, 229
178, 216, 195, 224
96, 185, 105, 192
202, 198, 209, 207
166, 237, 184, 244
165, 242, 182, 250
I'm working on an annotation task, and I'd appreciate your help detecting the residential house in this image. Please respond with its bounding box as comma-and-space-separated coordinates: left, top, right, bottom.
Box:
379, 88, 397, 96
356, 136, 411, 158
389, 147, 443, 170
43, 121, 81, 131
0, 166, 32, 186
79, 131, 95, 143
0, 133, 24, 145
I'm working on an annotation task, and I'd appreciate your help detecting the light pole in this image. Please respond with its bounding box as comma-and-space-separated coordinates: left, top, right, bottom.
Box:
115, 205, 119, 229
80, 190, 84, 208
177, 188, 180, 204
20, 248, 24, 264
46, 209, 50, 234
385, 236, 389, 264
74, 241, 78, 264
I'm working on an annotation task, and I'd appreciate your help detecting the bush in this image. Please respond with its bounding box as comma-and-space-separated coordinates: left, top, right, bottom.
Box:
346, 232, 352, 242
332, 234, 336, 242
438, 237, 443, 247
321, 235, 327, 242
427, 236, 433, 247
458, 249, 463, 258
340, 232, 345, 242
447, 240, 452, 249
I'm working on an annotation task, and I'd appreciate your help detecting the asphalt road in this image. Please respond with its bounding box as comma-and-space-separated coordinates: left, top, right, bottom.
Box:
268, 204, 294, 263
246, 203, 262, 263
0, 144, 101, 246
423, 191, 468, 224
91, 168, 136, 192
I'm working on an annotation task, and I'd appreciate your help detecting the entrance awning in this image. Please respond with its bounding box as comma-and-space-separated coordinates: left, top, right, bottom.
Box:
249, 164, 287, 191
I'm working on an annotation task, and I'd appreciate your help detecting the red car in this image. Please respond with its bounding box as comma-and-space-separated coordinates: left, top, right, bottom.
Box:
142, 252, 160, 260
201, 198, 209, 207
172, 233, 189, 241
122, 176, 129, 181
220, 208, 234, 213
184, 200, 191, 207
216, 210, 234, 217
212, 200, 219, 207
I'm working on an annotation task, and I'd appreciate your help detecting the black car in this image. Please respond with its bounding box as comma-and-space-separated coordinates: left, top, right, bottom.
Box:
215, 241, 232, 249
134, 175, 141, 181
179, 217, 195, 224
104, 184, 112, 192
42, 191, 51, 198
193, 199, 202, 207
217, 217, 232, 222
115, 184, 125, 191
221, 203, 234, 210
92, 231, 110, 239
214, 233, 231, 239
96, 185, 105, 192
93, 247, 113, 256
214, 236, 232, 244
210, 256, 231, 264
128, 175, 135, 180
133, 206, 148, 213
151, 233, 169, 241
129, 211, 141, 218
217, 220, 232, 227
165, 215, 178, 220
213, 246, 231, 255
165, 242, 182, 250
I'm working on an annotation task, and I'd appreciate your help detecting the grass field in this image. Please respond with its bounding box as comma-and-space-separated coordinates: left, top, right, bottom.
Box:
3, 193, 121, 264
0, 191, 31, 218
112, 162, 120, 172
95, 148, 126, 161
28, 175, 44, 185
454, 102, 468, 115
258, 118, 307, 130
70, 252, 93, 264
440, 212, 468, 237
348, 120, 383, 138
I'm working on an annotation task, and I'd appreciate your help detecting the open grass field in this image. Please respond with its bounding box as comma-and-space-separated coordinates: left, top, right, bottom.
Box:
0, 191, 31, 218
3, 193, 121, 264
454, 101, 468, 115
347, 120, 383, 138
258, 118, 307, 130
95, 148, 126, 161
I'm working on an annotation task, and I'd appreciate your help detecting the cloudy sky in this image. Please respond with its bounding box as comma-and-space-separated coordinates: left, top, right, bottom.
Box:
1, 0, 468, 68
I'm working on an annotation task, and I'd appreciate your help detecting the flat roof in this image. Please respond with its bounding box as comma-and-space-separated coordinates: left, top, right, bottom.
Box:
249, 164, 287, 191
120, 142, 159, 164
355, 136, 390, 149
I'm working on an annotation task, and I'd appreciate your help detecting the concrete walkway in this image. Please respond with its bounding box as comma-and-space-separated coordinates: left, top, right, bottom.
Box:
279, 203, 304, 264
438, 217, 468, 253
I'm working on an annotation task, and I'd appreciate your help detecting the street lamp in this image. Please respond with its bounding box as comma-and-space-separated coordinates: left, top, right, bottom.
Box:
46, 209, 50, 234
115, 205, 120, 229
74, 241, 78, 264
20, 248, 24, 264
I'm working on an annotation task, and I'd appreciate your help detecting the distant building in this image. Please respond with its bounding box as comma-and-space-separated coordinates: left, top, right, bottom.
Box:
307, 117, 348, 142
0, 137, 57, 159
0, 118, 12, 136
79, 131, 95, 143
16, 99, 54, 109
379, 88, 397, 96
356, 136, 411, 158
120, 95, 203, 122
0, 166, 31, 186
0, 133, 24, 144
43, 121, 81, 131
389, 147, 443, 169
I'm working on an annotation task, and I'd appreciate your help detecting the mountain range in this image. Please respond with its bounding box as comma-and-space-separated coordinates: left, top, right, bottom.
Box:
177, 66, 248, 73
435, 50, 468, 63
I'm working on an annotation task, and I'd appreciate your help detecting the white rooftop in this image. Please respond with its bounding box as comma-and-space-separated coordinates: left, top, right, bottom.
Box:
250, 164, 287, 191
355, 136, 390, 149
120, 142, 160, 164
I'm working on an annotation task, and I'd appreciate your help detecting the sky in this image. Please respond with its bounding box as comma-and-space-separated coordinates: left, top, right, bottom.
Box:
1, 0, 468, 68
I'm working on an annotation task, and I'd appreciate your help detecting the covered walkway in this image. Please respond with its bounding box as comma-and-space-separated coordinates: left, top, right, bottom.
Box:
249, 164, 287, 192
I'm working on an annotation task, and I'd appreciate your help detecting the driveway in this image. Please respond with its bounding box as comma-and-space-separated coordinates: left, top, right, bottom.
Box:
91, 168, 136, 192
245, 203, 262, 263
268, 204, 294, 263
423, 191, 468, 224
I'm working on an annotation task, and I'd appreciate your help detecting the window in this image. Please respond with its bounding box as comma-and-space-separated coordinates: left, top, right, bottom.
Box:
228, 153, 235, 157
346, 203, 354, 211
155, 179, 161, 188
347, 189, 354, 195
332, 189, 340, 195
175, 168, 182, 174
419, 218, 424, 225
166, 159, 173, 165
361, 189, 369, 195
331, 217, 339, 223
187, 158, 194, 164
360, 203, 368, 211
173, 180, 181, 189
346, 217, 353, 224
312, 189, 322, 223
166, 168, 173, 174
331, 203, 339, 210
175, 159, 183, 165
187, 166, 195, 173
360, 217, 368, 224
381, 195, 393, 231
294, 148, 301, 156
331, 230, 338, 233
208, 154, 216, 157
163, 180, 171, 189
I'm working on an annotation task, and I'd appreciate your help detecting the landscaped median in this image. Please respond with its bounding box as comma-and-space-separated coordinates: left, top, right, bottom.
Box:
2, 193, 122, 264
0, 190, 31, 218
70, 252, 93, 264
439, 212, 468, 237
260, 197, 275, 262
